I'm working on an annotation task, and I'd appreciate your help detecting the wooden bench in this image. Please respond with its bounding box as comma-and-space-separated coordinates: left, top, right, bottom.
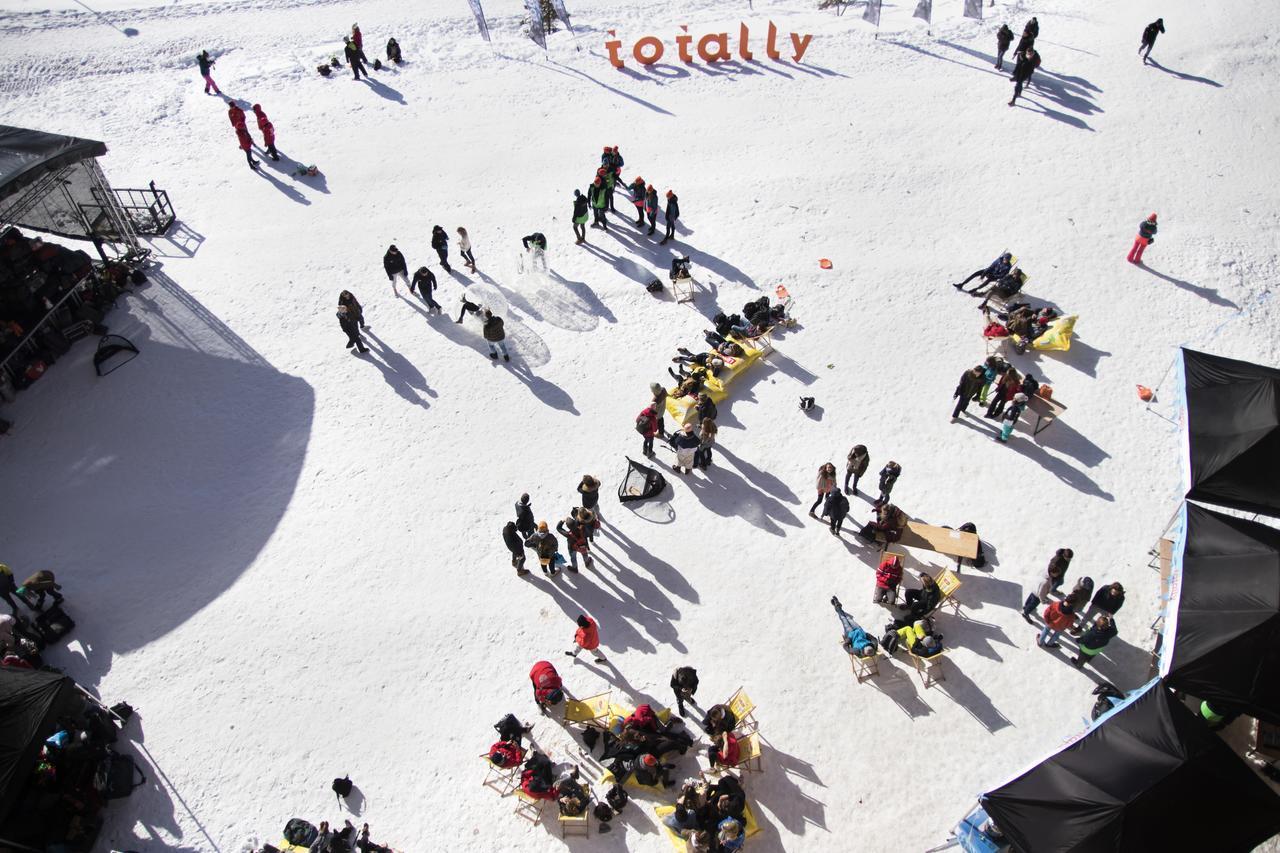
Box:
880, 521, 979, 560
1026, 392, 1067, 436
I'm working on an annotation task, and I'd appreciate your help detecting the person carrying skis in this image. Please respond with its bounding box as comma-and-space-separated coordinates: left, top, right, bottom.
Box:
995, 24, 1013, 71
251, 104, 279, 161
644, 185, 659, 235
482, 309, 510, 361
1140, 18, 1165, 63
197, 50, 220, 95
336, 304, 368, 353
566, 614, 607, 662
410, 266, 440, 312
1008, 47, 1040, 106
660, 190, 680, 245
952, 365, 986, 422
529, 660, 565, 713
629, 176, 647, 227
431, 225, 452, 271
383, 244, 408, 296
572, 190, 589, 244
503, 520, 528, 575
636, 405, 659, 456
1127, 213, 1158, 264
845, 444, 869, 494
343, 36, 367, 80
954, 252, 1012, 291
234, 125, 259, 170
515, 493, 536, 539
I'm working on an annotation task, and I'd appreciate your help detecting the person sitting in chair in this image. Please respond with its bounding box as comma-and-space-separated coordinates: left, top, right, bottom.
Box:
702, 703, 737, 735
909, 620, 945, 658
632, 752, 675, 788
899, 573, 941, 621
556, 766, 588, 815
831, 596, 877, 657
860, 502, 907, 544
670, 256, 692, 281
520, 751, 559, 800
978, 268, 1027, 308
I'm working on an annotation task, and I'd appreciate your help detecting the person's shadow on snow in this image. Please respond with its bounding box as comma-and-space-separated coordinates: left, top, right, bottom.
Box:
360, 329, 435, 408
362, 76, 406, 104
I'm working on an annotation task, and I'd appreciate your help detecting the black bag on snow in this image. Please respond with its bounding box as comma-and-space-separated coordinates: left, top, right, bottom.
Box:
97, 750, 145, 799
880, 623, 900, 654
332, 775, 353, 798
283, 818, 318, 847
35, 605, 75, 643
605, 784, 628, 812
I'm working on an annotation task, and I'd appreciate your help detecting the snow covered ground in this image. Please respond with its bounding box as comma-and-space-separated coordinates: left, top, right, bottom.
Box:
1, 0, 1278, 849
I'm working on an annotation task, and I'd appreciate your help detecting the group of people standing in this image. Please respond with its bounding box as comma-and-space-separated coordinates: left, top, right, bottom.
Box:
502, 477, 603, 577
1021, 549, 1125, 668
995, 18, 1041, 106
225, 101, 279, 170
574, 146, 681, 245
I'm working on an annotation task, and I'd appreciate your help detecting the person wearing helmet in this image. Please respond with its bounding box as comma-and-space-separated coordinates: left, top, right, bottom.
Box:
660, 190, 680, 245
645, 185, 659, 235
1127, 213, 1158, 264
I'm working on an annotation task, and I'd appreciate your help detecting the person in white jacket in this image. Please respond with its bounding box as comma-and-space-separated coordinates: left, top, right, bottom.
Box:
456, 227, 476, 272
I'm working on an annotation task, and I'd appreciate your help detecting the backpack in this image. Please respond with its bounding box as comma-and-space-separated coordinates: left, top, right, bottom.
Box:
605, 784, 629, 812
35, 605, 75, 643
880, 623, 900, 654
283, 818, 318, 848
635, 414, 649, 435
95, 750, 145, 799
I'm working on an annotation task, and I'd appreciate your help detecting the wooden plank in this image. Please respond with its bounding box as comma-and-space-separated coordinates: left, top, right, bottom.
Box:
1027, 393, 1067, 435
1158, 537, 1174, 599
893, 522, 979, 559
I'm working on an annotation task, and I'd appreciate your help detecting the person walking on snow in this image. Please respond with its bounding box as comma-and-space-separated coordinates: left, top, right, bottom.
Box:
503, 521, 529, 575
661, 190, 680, 245
336, 304, 368, 353
515, 494, 535, 539
227, 102, 246, 130
251, 104, 279, 161
1127, 213, 1158, 264
809, 463, 838, 517
566, 614, 607, 663
1009, 47, 1040, 106
822, 488, 850, 536
383, 244, 408, 296
234, 125, 259, 170
952, 365, 986, 421
645, 185, 659, 236
338, 290, 366, 329
995, 24, 1013, 70
630, 176, 647, 227
431, 225, 452, 271
1140, 19, 1165, 63
457, 227, 477, 272
410, 266, 440, 312
344, 36, 368, 80
670, 666, 699, 716
482, 309, 510, 361
845, 444, 869, 494
1014, 16, 1038, 55
571, 190, 590, 244
197, 50, 221, 95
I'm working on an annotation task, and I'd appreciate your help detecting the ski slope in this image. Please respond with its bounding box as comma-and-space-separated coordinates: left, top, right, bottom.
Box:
1, 0, 1277, 849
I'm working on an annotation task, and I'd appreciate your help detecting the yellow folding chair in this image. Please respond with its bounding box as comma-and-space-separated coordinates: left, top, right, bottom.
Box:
513, 789, 547, 824
742, 801, 762, 838
480, 753, 520, 797
558, 785, 592, 838
844, 642, 880, 683
563, 690, 612, 727
653, 806, 691, 852
935, 568, 963, 616
726, 686, 758, 733
909, 649, 946, 689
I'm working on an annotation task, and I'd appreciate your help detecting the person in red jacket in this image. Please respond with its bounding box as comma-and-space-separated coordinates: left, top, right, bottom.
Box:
234, 125, 259, 171
227, 102, 246, 130
873, 554, 903, 605
1038, 598, 1077, 648
529, 660, 565, 714
251, 104, 279, 161
636, 405, 659, 457
565, 614, 606, 663
708, 730, 740, 769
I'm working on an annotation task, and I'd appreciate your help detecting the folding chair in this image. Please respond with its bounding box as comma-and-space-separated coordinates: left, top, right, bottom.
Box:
480, 754, 520, 797
705, 731, 764, 776
935, 568, 964, 617
725, 687, 758, 734
558, 786, 593, 838
563, 691, 612, 728
653, 806, 691, 852
513, 789, 547, 824
671, 274, 695, 303
909, 650, 946, 689
844, 643, 880, 683
741, 801, 763, 838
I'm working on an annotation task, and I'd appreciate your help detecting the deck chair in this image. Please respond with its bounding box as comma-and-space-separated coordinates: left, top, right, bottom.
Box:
558, 786, 592, 838
741, 801, 762, 838
725, 687, 758, 734
480, 754, 520, 796
909, 650, 946, 689
935, 568, 963, 616
653, 806, 691, 852
598, 766, 665, 794
563, 691, 612, 728
706, 731, 764, 776
513, 789, 547, 824
845, 643, 880, 683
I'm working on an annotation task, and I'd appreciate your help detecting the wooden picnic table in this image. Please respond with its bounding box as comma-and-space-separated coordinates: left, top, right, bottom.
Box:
878, 521, 979, 560
1026, 393, 1067, 436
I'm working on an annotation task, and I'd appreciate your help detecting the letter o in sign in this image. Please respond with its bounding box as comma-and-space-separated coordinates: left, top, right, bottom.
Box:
633, 36, 664, 65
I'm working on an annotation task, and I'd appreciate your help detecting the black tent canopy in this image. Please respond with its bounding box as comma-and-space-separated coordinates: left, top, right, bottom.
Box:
982, 681, 1280, 853
0, 668, 81, 826
1182, 348, 1280, 518
1165, 503, 1280, 724
0, 125, 107, 204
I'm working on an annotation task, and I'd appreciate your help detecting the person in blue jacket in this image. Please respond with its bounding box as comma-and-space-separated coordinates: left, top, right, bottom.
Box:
954, 252, 1013, 291
831, 596, 877, 657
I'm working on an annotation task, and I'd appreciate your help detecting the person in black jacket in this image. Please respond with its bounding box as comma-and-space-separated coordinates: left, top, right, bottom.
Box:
995, 24, 1014, 70
571, 189, 589, 244
1008, 48, 1040, 106
482, 309, 509, 361
336, 305, 368, 353
383, 244, 408, 296
410, 266, 440, 312
875, 461, 901, 506
522, 233, 548, 272
670, 666, 699, 716
952, 365, 986, 421
899, 573, 941, 621
1140, 19, 1164, 63
515, 494, 536, 539
822, 489, 850, 536
1014, 16, 1038, 55
431, 225, 452, 272
343, 36, 367, 79
197, 49, 220, 95
503, 521, 528, 575
338, 290, 366, 329
1071, 615, 1117, 668
386, 37, 403, 64
660, 190, 680, 245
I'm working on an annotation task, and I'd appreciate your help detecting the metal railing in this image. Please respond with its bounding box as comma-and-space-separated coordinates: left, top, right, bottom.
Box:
84, 182, 175, 236
0, 271, 93, 387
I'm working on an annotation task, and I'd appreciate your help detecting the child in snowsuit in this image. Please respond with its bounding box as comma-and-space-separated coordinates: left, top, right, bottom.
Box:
998, 393, 1028, 442
197, 50, 220, 94
503, 521, 528, 575
1127, 213, 1158, 264
251, 104, 279, 160
809, 463, 837, 516
845, 445, 869, 494
227, 103, 246, 131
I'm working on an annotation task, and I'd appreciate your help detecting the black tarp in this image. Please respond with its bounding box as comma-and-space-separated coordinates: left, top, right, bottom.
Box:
982, 682, 1280, 853
0, 668, 80, 826
1166, 503, 1280, 724
1183, 348, 1280, 518
0, 125, 107, 205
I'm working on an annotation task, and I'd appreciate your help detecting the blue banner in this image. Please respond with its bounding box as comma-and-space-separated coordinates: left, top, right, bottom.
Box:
466, 0, 490, 42
525, 0, 547, 49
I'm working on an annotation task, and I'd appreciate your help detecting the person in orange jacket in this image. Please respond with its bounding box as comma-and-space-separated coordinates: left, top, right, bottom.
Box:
565, 614, 606, 663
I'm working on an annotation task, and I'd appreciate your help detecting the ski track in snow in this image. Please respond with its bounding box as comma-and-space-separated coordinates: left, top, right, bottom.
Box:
1, 0, 1279, 850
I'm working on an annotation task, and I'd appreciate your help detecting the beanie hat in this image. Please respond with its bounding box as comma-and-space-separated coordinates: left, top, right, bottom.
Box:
547, 688, 564, 705
641, 754, 657, 768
